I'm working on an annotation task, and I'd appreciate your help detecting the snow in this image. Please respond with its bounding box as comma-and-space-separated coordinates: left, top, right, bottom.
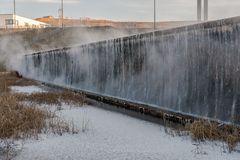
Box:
14, 105, 240, 160
10, 86, 46, 94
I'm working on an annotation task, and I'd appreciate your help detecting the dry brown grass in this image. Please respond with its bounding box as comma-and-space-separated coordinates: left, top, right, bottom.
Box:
0, 72, 82, 139
0, 71, 83, 137
0, 71, 81, 158
0, 93, 79, 140
0, 94, 47, 139
164, 120, 240, 152
16, 92, 60, 105
0, 71, 37, 93
186, 121, 221, 141
15, 91, 85, 106
185, 120, 240, 152
0, 71, 85, 106
0, 93, 79, 160
0, 63, 6, 72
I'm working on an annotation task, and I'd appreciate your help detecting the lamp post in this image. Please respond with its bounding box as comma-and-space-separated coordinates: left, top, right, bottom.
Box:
154, 0, 156, 30
13, 0, 16, 28
61, 0, 64, 28
204, 0, 208, 21
197, 0, 208, 21
13, 0, 16, 15
197, 0, 202, 21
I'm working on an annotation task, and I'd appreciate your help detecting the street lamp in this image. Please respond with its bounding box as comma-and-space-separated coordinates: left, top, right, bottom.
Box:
13, 0, 16, 15
61, 0, 64, 28
197, 0, 202, 21
13, 0, 16, 28
197, 0, 208, 21
154, 0, 156, 30
204, 0, 208, 21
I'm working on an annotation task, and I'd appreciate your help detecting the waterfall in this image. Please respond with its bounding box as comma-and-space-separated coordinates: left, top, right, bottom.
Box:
20, 16, 240, 125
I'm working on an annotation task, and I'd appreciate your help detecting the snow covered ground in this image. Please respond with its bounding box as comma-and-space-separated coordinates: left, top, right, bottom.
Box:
10, 85, 46, 94
9, 86, 240, 160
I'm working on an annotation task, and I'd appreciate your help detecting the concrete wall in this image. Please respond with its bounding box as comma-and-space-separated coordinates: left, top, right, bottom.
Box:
21, 16, 240, 125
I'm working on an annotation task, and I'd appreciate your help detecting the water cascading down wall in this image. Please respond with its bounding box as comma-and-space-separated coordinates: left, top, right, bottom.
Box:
20, 17, 240, 125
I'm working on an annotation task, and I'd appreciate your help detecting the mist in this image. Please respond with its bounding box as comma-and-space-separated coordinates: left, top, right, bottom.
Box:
0, 35, 30, 71
0, 27, 147, 72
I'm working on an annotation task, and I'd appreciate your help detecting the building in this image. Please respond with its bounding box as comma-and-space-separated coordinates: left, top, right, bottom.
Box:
0, 14, 50, 29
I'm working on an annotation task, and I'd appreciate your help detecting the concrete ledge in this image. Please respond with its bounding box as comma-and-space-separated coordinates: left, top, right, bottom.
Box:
39, 80, 238, 127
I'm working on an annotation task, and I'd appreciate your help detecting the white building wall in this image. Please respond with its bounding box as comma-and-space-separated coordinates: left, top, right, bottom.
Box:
0, 14, 13, 28
0, 14, 50, 29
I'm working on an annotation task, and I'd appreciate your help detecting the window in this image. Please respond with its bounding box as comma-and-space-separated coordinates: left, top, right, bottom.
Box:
25, 23, 29, 27
5, 19, 18, 25
5, 19, 14, 25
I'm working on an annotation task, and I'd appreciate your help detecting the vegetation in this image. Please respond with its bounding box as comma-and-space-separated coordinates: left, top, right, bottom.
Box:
0, 72, 85, 159
0, 63, 6, 72
16, 92, 85, 106
165, 120, 240, 152
0, 94, 47, 139
185, 120, 240, 152
0, 71, 36, 92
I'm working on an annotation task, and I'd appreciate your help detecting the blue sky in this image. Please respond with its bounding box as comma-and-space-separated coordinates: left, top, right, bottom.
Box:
1, 0, 240, 21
